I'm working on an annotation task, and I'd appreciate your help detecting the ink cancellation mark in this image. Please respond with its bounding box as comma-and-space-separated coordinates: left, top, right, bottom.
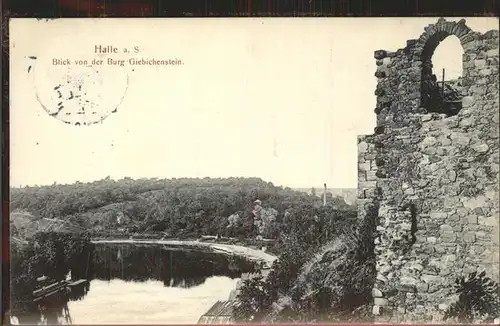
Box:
29, 56, 129, 126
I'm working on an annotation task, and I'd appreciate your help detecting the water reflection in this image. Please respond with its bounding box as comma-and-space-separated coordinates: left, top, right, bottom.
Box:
68, 277, 240, 324
92, 243, 255, 287
12, 242, 256, 324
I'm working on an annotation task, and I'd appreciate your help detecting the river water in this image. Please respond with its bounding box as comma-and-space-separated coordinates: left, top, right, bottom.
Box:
68, 277, 239, 324
13, 243, 257, 324
71, 243, 256, 324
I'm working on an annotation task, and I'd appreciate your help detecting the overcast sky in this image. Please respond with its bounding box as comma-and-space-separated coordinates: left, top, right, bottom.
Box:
9, 17, 498, 189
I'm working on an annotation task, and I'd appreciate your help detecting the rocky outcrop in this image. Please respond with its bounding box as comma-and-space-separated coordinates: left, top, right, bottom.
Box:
10, 210, 84, 240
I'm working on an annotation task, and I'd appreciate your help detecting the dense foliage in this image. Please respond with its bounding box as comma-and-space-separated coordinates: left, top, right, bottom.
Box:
11, 177, 353, 240
233, 203, 376, 323
10, 232, 94, 321
444, 271, 500, 323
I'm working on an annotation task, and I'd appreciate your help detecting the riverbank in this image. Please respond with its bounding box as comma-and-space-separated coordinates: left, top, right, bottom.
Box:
91, 239, 277, 268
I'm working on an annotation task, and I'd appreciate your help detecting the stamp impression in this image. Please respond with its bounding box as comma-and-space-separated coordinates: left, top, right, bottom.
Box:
29, 54, 129, 126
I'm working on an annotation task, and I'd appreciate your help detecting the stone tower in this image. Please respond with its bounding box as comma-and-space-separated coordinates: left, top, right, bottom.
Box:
357, 18, 499, 322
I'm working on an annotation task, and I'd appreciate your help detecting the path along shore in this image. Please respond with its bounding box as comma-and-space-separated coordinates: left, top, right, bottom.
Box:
91, 239, 277, 268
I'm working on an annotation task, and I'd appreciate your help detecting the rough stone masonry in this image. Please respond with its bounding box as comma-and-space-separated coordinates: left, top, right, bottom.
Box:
357, 18, 499, 322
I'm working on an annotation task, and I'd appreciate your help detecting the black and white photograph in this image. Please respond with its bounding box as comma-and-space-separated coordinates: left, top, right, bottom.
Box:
7, 17, 500, 324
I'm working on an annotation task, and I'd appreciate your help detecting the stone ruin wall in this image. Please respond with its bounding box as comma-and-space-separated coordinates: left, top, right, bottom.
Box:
357, 18, 499, 322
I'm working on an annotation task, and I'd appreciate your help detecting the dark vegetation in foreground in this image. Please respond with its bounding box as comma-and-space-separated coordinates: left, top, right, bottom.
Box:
233, 202, 377, 323
10, 232, 94, 323
444, 272, 500, 323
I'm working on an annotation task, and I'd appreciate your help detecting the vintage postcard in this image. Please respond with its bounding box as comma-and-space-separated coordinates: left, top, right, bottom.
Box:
8, 17, 499, 324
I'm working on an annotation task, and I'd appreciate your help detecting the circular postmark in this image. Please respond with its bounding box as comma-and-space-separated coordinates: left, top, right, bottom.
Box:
29, 55, 129, 126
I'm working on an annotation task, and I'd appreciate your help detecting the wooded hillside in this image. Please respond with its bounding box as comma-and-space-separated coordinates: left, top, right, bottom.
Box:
10, 177, 356, 240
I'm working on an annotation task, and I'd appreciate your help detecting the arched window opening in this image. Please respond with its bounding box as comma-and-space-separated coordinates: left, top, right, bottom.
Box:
421, 33, 464, 117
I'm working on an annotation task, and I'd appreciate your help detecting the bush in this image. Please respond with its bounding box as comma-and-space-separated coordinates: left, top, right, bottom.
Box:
288, 227, 375, 322
233, 273, 275, 322
444, 271, 500, 323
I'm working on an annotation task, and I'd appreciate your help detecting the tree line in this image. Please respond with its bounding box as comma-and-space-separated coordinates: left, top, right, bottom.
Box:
10, 177, 354, 240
